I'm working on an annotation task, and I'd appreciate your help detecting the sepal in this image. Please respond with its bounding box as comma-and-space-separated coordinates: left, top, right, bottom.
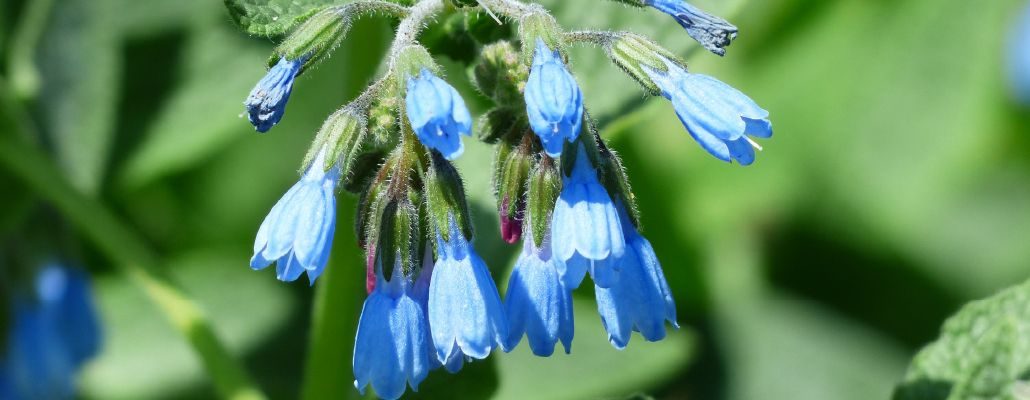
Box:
603, 33, 686, 96
526, 155, 560, 248
477, 107, 527, 144
395, 45, 440, 81
518, 13, 563, 65
272, 6, 351, 72
425, 151, 474, 243
495, 136, 534, 244
305, 108, 366, 176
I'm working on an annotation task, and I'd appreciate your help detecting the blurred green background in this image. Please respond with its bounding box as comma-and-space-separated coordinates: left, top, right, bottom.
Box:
1, 0, 1029, 398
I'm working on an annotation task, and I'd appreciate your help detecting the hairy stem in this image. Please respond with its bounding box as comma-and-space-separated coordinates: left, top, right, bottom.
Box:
387, 0, 445, 60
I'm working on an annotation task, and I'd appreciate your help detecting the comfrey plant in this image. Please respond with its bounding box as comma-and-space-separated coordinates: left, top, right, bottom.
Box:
234, 0, 770, 398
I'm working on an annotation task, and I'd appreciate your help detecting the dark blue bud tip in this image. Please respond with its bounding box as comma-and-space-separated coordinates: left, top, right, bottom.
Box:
646, 0, 738, 56
245, 56, 306, 133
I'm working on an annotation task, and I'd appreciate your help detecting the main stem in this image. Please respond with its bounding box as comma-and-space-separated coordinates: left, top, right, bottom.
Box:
0, 95, 264, 400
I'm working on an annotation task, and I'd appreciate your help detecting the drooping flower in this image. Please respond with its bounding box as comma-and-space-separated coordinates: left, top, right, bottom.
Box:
0, 265, 102, 400
251, 151, 340, 284
245, 57, 305, 133
353, 259, 433, 400
643, 0, 738, 56
428, 219, 508, 363
645, 58, 772, 165
525, 39, 584, 157
503, 234, 574, 356
594, 207, 677, 349
1009, 1, 1030, 104
405, 69, 473, 160
551, 144, 625, 289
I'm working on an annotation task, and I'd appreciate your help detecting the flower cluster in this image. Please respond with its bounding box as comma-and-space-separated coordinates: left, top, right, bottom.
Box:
238, 0, 770, 398
0, 265, 102, 399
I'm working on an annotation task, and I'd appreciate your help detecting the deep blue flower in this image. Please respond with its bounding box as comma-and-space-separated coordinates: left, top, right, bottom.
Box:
406, 69, 473, 160
245, 57, 304, 133
594, 207, 678, 349
353, 260, 432, 400
428, 219, 508, 363
645, 58, 772, 165
551, 143, 625, 289
0, 265, 102, 400
503, 235, 574, 356
251, 151, 340, 284
643, 0, 738, 56
1010, 2, 1030, 104
525, 39, 584, 157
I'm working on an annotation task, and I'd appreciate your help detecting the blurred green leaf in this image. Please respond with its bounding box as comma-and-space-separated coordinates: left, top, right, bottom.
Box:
894, 278, 1030, 400
224, 0, 342, 37
494, 298, 696, 400
705, 232, 909, 400
723, 0, 1030, 297
117, 22, 269, 189
79, 249, 296, 398
36, 0, 119, 194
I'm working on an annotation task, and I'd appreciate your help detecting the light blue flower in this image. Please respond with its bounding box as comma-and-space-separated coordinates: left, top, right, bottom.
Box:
645, 59, 772, 165
245, 57, 304, 132
595, 207, 677, 349
251, 152, 340, 284
428, 219, 508, 363
503, 235, 574, 356
0, 265, 102, 400
1010, 1, 1030, 104
551, 144, 625, 289
643, 0, 738, 56
525, 39, 584, 157
353, 260, 432, 400
406, 69, 473, 160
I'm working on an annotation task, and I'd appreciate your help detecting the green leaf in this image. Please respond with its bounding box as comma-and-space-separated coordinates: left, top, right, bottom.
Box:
494, 298, 697, 400
224, 0, 344, 37
116, 22, 269, 189
78, 249, 295, 398
894, 279, 1030, 400
36, 0, 119, 194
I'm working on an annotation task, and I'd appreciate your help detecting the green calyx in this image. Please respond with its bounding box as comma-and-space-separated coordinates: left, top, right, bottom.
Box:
272, 6, 352, 71
304, 107, 367, 176
374, 197, 421, 282
478, 107, 528, 144
518, 12, 563, 64
425, 151, 473, 242
394, 45, 440, 82
496, 135, 534, 221
605, 32, 687, 96
526, 155, 560, 247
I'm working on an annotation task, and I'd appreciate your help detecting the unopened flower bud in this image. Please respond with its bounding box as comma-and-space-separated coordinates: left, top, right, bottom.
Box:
474, 41, 526, 105
643, 0, 737, 56
495, 136, 534, 244
525, 39, 584, 157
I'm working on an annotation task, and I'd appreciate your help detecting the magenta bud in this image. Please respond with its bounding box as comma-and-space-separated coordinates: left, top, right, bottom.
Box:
499, 197, 524, 244
365, 246, 377, 294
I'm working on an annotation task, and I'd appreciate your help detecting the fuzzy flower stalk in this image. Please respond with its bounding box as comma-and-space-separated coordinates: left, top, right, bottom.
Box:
229, 0, 769, 397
